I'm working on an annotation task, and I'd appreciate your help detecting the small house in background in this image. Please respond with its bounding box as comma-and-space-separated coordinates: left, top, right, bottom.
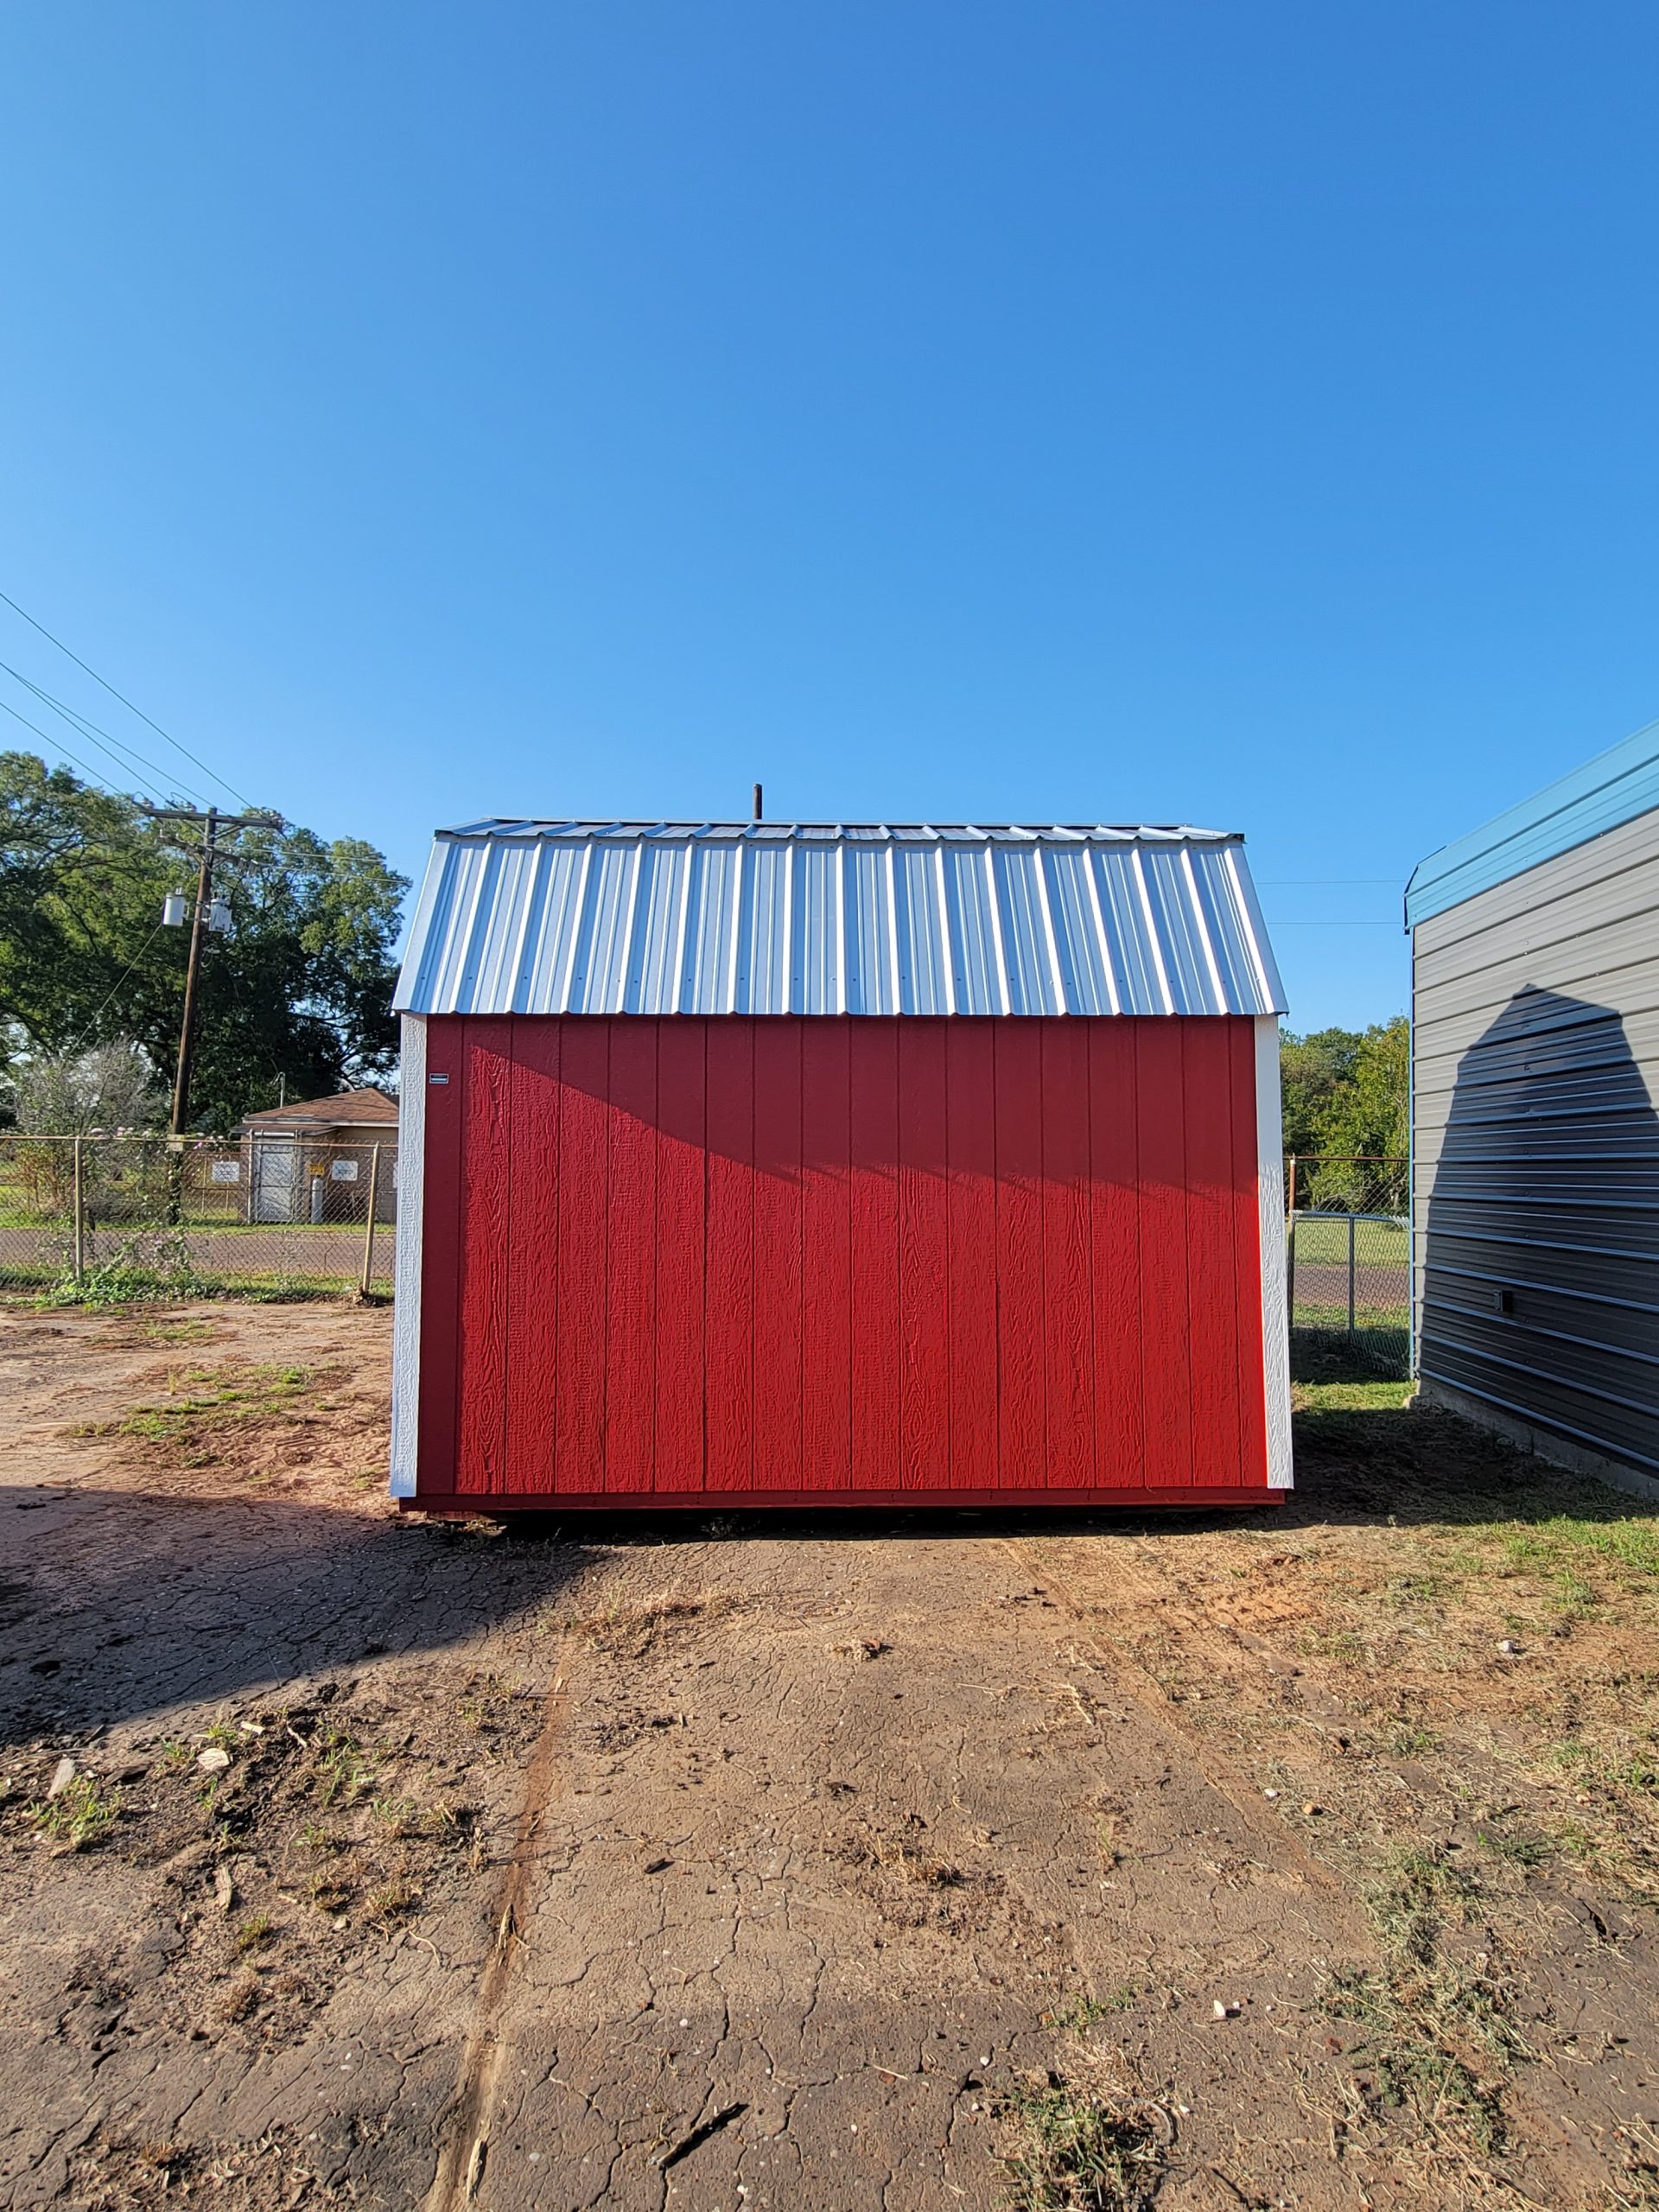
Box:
1408, 719, 1659, 1501
389, 818, 1293, 1515
235, 1087, 398, 1224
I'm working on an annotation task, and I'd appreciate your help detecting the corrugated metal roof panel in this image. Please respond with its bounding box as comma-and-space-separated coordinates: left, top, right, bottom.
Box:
395, 822, 1287, 1017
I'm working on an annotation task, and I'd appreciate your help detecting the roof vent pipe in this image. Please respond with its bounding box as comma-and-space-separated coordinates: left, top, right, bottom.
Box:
753, 782, 762, 823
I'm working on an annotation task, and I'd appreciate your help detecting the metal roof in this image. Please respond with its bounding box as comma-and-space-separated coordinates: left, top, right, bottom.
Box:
395, 821, 1287, 1019
1407, 715, 1659, 929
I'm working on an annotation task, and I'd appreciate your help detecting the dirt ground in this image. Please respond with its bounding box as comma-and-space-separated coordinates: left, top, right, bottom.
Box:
1, 1304, 1656, 2211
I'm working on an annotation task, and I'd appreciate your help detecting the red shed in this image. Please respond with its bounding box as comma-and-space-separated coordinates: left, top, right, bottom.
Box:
390, 820, 1292, 1512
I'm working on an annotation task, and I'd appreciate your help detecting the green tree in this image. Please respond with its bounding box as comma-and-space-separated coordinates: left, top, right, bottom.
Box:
1279, 1015, 1409, 1210
1278, 1026, 1362, 1156
1319, 1015, 1409, 1160
0, 752, 408, 1131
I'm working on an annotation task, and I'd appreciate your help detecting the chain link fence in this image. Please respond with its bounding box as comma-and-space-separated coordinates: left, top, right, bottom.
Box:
0, 1134, 397, 1301
1286, 1154, 1411, 1377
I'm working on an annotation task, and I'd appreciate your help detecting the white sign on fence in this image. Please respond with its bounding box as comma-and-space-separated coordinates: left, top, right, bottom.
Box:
210, 1160, 240, 1184
330, 1159, 359, 1182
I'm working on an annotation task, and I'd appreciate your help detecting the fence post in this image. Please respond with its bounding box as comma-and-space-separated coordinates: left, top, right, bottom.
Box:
1347, 1211, 1357, 1341
72, 1136, 85, 1285
359, 1143, 381, 1295
1284, 1156, 1298, 1334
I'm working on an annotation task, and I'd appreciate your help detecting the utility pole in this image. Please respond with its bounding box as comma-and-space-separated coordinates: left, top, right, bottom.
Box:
143, 804, 280, 1135
172, 806, 216, 1136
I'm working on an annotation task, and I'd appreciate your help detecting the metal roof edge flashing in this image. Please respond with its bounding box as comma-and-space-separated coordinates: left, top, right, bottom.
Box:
1407, 716, 1659, 930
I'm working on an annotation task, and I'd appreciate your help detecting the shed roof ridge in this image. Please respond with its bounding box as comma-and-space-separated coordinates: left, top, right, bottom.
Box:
436, 817, 1243, 843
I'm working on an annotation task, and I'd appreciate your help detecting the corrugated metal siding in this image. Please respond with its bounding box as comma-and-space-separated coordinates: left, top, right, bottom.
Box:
1407, 715, 1659, 927
1413, 804, 1659, 1473
395, 822, 1286, 1018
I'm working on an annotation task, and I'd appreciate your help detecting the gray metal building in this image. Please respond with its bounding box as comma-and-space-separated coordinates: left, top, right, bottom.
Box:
1408, 720, 1659, 1499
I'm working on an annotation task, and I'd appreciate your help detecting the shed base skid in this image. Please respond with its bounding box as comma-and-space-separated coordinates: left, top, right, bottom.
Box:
400, 1485, 1282, 1517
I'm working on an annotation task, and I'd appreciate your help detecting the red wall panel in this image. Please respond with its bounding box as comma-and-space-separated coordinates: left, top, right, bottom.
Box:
416, 1014, 1271, 1507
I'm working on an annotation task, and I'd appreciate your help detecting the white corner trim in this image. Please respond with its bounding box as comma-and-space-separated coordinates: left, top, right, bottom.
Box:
1254, 1015, 1294, 1489
389, 1014, 426, 1497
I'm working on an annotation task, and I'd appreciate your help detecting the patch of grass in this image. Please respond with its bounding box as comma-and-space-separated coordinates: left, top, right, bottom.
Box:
309, 1727, 375, 1808
307, 1872, 354, 1914
365, 1874, 419, 1924
557, 1581, 735, 1656
1477, 1824, 1553, 1869
1389, 1722, 1442, 1758
370, 1794, 423, 1839
875, 1837, 963, 1886
31, 1774, 121, 1850
456, 1675, 518, 1732
75, 1362, 332, 1468
129, 1315, 219, 1345
1382, 1573, 1444, 1610
1296, 1625, 1370, 1666
220, 1975, 262, 2023
1328, 1962, 1520, 2155
1331, 1843, 1531, 2161
234, 1914, 274, 1955
998, 2073, 1162, 2212
1497, 1516, 1659, 1584
39, 1229, 207, 1309
1294, 1375, 1414, 1415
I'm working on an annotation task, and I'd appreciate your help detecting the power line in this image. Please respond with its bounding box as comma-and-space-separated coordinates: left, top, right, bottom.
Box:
0, 658, 212, 807
59, 918, 168, 1060
0, 692, 164, 804
0, 588, 254, 809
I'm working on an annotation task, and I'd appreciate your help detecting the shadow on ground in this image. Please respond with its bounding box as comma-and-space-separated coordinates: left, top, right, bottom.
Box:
7, 1325, 1649, 1750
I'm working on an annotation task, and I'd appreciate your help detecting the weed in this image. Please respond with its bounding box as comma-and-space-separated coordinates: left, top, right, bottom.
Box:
160, 1739, 191, 1770
220, 1976, 261, 2023
1551, 1573, 1600, 1618
310, 1728, 374, 1808
308, 1872, 353, 1914
1389, 1723, 1442, 1758
365, 1875, 419, 1924
296, 1821, 337, 1852
1043, 1993, 1133, 2033
84, 1363, 329, 1465
558, 1582, 734, 1655
40, 1227, 206, 1309
31, 1775, 121, 1850
1332, 1843, 1530, 2160
876, 1834, 963, 1885
1477, 1825, 1552, 1869
1369, 1844, 1477, 1961
457, 1675, 518, 1731
371, 1794, 423, 1838
998, 2072, 1162, 2211
234, 1915, 274, 1955
1296, 1625, 1370, 1666
1383, 1573, 1445, 1610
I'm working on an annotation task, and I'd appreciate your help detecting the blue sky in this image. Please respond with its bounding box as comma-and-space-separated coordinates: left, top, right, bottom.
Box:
3, 3, 1656, 1030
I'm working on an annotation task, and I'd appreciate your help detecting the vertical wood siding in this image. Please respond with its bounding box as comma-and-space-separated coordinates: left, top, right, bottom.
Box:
417, 1014, 1269, 1503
